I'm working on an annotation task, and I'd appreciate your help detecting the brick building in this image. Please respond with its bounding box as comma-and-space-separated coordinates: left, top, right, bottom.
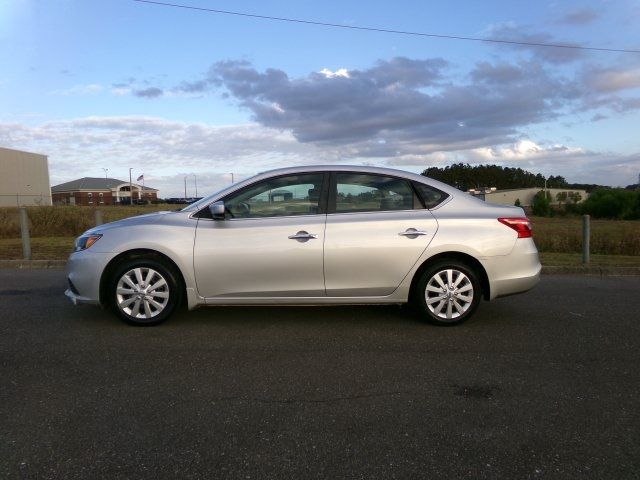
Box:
51, 177, 158, 206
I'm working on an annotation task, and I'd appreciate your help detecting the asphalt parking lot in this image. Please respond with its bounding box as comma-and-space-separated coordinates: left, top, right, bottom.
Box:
1, 270, 639, 479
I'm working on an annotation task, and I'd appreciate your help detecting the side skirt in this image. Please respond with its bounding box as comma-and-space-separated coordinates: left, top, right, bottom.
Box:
202, 295, 407, 306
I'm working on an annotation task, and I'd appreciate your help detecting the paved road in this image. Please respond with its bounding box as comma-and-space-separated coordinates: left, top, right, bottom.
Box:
1, 270, 639, 479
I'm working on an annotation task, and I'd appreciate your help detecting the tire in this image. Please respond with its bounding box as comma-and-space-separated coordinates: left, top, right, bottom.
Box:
109, 258, 182, 326
415, 260, 482, 326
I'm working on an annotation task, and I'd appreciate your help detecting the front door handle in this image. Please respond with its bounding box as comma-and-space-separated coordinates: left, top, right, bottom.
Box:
288, 231, 318, 241
399, 228, 428, 237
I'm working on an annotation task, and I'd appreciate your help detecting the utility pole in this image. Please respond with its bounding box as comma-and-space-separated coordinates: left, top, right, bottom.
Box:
129, 168, 133, 206
102, 168, 109, 179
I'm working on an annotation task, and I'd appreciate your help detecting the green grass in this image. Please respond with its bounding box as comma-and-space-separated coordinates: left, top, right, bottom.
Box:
0, 237, 75, 260
539, 252, 640, 267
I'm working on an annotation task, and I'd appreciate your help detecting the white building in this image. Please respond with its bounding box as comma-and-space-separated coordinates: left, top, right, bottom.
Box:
477, 187, 588, 207
0, 147, 52, 206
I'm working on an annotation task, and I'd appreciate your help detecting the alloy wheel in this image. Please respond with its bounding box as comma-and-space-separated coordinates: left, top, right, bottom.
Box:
115, 267, 170, 319
424, 268, 474, 321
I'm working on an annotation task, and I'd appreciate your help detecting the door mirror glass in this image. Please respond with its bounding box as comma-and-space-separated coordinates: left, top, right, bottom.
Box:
209, 201, 226, 220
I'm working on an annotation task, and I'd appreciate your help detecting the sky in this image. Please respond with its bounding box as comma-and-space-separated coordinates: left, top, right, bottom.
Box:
1, 0, 640, 197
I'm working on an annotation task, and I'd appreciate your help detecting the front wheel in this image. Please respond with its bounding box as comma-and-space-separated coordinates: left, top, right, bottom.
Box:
415, 260, 482, 326
110, 258, 182, 326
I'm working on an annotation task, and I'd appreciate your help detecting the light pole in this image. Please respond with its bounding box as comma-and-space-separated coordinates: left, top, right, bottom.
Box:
129, 168, 133, 206
230, 172, 235, 184
184, 176, 188, 201
102, 168, 109, 179
193, 174, 198, 198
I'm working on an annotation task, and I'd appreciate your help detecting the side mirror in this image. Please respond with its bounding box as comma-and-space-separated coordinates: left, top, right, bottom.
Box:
208, 201, 226, 220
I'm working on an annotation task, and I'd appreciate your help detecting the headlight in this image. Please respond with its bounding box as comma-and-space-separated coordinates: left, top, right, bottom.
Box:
74, 234, 102, 252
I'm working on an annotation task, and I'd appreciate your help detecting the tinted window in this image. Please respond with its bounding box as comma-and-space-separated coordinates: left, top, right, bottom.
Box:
335, 174, 415, 213
224, 173, 324, 218
413, 182, 449, 209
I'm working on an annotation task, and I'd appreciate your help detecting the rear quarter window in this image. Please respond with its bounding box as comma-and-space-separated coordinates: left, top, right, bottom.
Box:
413, 182, 450, 209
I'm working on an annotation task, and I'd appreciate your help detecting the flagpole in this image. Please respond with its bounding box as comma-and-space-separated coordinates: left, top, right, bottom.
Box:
135, 173, 145, 203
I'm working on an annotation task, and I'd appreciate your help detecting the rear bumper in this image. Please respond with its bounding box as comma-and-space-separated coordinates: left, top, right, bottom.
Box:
484, 238, 541, 300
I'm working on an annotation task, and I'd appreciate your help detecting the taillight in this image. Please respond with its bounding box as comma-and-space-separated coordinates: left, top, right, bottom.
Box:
498, 217, 532, 238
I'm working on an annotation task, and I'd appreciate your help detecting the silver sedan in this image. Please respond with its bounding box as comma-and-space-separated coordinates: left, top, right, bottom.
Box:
65, 165, 540, 326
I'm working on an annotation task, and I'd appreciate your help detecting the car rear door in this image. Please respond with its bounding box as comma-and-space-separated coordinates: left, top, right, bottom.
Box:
323, 172, 438, 297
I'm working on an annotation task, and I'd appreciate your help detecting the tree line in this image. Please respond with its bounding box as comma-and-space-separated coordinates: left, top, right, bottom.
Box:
421, 163, 601, 192
531, 189, 640, 220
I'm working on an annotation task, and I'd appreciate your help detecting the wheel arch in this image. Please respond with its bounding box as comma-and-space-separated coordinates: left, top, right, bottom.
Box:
99, 249, 187, 307
409, 251, 491, 302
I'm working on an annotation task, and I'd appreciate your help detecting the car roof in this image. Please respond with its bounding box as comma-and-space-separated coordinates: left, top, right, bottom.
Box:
257, 165, 459, 193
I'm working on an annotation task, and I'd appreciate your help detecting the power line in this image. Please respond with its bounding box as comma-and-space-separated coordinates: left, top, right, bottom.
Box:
133, 0, 640, 54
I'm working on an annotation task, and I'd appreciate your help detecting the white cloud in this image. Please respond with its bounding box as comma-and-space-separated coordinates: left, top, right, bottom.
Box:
0, 116, 344, 196
319, 68, 350, 79
389, 139, 640, 187
471, 140, 587, 161
1, 116, 638, 196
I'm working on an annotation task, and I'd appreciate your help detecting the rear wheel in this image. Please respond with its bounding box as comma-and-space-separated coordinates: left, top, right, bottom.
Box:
110, 258, 181, 326
415, 260, 482, 326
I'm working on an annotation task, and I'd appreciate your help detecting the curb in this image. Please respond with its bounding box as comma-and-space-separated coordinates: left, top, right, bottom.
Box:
541, 265, 640, 276
1, 260, 639, 276
0, 260, 67, 269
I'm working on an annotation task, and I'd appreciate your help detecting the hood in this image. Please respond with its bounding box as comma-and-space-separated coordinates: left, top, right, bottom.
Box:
84, 211, 179, 234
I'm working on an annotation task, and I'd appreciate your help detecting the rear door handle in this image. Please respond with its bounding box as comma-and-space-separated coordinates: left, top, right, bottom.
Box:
288, 231, 318, 240
399, 228, 428, 237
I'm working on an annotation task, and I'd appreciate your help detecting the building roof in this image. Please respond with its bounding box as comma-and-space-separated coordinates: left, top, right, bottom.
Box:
51, 177, 157, 192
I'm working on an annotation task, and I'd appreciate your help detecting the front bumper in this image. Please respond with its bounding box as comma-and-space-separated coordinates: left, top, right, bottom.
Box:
64, 288, 96, 306
65, 250, 115, 306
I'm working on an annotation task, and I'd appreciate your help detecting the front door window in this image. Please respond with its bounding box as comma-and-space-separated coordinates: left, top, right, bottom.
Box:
225, 173, 325, 218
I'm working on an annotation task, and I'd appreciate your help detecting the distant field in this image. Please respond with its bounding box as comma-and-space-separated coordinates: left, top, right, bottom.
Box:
531, 216, 640, 256
0, 206, 638, 260
0, 237, 75, 260
0, 205, 174, 238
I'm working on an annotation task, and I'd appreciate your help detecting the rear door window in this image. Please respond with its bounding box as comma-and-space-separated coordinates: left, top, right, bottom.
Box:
334, 173, 416, 213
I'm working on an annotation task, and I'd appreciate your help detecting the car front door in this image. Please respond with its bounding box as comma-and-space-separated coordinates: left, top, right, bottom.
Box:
323, 172, 438, 297
193, 172, 328, 299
